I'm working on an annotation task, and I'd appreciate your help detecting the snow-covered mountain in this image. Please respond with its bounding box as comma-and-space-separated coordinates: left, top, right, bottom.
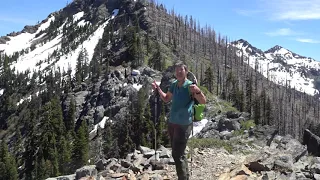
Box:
0, 0, 123, 77
231, 39, 320, 96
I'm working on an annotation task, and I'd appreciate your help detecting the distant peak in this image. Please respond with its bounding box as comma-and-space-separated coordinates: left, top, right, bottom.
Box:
231, 39, 264, 57
265, 45, 285, 54
232, 39, 250, 46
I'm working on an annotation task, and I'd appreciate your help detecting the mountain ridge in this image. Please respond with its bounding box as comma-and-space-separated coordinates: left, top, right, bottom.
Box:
231, 39, 320, 96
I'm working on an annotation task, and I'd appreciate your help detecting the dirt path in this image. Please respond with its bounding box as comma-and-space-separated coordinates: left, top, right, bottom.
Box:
163, 147, 254, 180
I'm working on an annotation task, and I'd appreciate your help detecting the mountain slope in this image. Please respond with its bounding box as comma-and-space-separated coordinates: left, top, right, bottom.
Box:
0, 2, 116, 76
1, 0, 320, 179
231, 39, 320, 96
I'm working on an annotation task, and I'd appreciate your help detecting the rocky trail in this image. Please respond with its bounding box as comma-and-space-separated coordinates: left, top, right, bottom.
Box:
48, 130, 320, 180
47, 109, 320, 180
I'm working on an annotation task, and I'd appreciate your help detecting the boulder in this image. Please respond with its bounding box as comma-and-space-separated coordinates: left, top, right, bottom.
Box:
75, 165, 97, 180
303, 129, 320, 156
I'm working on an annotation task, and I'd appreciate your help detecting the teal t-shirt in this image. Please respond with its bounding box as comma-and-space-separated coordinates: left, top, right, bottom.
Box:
168, 79, 194, 125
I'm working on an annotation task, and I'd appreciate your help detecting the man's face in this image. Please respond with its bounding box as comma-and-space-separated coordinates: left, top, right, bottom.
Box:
175, 66, 186, 81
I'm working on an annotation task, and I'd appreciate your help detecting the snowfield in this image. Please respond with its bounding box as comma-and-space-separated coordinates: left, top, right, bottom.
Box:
232, 40, 320, 96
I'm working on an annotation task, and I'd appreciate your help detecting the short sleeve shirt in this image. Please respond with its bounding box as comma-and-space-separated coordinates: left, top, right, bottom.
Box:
168, 79, 194, 125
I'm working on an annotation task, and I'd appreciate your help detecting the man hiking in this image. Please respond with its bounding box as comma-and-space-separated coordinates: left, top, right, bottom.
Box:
152, 62, 206, 180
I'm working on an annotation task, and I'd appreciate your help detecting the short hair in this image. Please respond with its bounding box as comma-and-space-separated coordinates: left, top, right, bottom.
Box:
174, 61, 188, 72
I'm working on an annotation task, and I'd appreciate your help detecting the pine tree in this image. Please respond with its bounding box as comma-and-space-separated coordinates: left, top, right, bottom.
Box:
253, 95, 261, 125
58, 136, 72, 175
156, 102, 168, 148
245, 77, 253, 114
102, 121, 114, 159
24, 116, 38, 180
72, 119, 89, 169
65, 97, 76, 134
0, 141, 18, 180
203, 66, 214, 93
75, 50, 83, 84
265, 97, 273, 125
13, 127, 23, 166
142, 102, 153, 148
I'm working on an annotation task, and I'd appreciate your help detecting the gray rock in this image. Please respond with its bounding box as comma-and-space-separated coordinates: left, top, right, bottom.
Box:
94, 105, 105, 124
139, 146, 153, 154
132, 154, 145, 167
303, 129, 320, 156
219, 131, 233, 140
121, 159, 132, 168
150, 159, 165, 170
226, 111, 242, 119
95, 4, 109, 21
314, 174, 320, 180
311, 163, 320, 174
105, 158, 118, 171
46, 174, 76, 180
157, 145, 171, 158
262, 171, 276, 180
114, 70, 125, 80
0, 36, 10, 44
246, 161, 271, 172
75, 165, 97, 180
95, 158, 107, 171
274, 154, 294, 171
218, 118, 241, 132
295, 172, 306, 179
142, 66, 157, 77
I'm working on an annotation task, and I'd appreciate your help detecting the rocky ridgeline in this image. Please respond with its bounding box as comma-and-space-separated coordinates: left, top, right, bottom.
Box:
47, 145, 175, 180
46, 110, 320, 180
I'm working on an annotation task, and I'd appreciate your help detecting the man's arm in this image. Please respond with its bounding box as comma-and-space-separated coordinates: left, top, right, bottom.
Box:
157, 88, 173, 103
193, 91, 206, 104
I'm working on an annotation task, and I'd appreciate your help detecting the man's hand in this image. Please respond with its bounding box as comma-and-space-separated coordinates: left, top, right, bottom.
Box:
189, 84, 201, 94
152, 80, 159, 91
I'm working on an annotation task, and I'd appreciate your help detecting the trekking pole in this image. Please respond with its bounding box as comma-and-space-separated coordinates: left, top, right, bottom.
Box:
154, 85, 158, 161
188, 71, 198, 177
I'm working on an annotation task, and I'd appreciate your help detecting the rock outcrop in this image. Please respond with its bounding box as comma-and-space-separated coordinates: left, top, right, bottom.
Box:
303, 129, 320, 156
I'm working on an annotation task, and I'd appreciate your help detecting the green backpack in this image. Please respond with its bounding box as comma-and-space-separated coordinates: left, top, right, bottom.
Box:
187, 83, 205, 122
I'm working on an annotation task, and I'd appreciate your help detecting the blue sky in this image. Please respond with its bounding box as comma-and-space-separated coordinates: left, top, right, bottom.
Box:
1, 0, 319, 61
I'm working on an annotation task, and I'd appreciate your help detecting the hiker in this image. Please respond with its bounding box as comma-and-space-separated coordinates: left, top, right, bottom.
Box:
151, 62, 206, 180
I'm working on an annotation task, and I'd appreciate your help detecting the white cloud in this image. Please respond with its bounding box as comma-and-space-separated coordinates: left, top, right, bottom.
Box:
265, 28, 299, 36
296, 38, 320, 43
0, 15, 35, 25
237, 0, 320, 21
262, 0, 320, 21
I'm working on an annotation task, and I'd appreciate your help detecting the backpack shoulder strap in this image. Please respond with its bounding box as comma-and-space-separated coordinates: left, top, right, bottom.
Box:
186, 79, 193, 98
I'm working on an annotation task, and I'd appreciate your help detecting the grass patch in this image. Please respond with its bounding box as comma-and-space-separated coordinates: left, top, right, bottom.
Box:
187, 138, 233, 153
219, 100, 238, 113
232, 120, 256, 136
241, 119, 255, 130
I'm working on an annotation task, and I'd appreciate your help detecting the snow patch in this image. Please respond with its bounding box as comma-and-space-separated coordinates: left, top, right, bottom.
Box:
0, 89, 4, 96
73, 11, 84, 22
37, 16, 55, 33
11, 33, 63, 73
0, 15, 55, 56
89, 116, 112, 139
90, 116, 109, 134
77, 20, 87, 27
133, 83, 143, 91
53, 20, 110, 76
190, 119, 209, 138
